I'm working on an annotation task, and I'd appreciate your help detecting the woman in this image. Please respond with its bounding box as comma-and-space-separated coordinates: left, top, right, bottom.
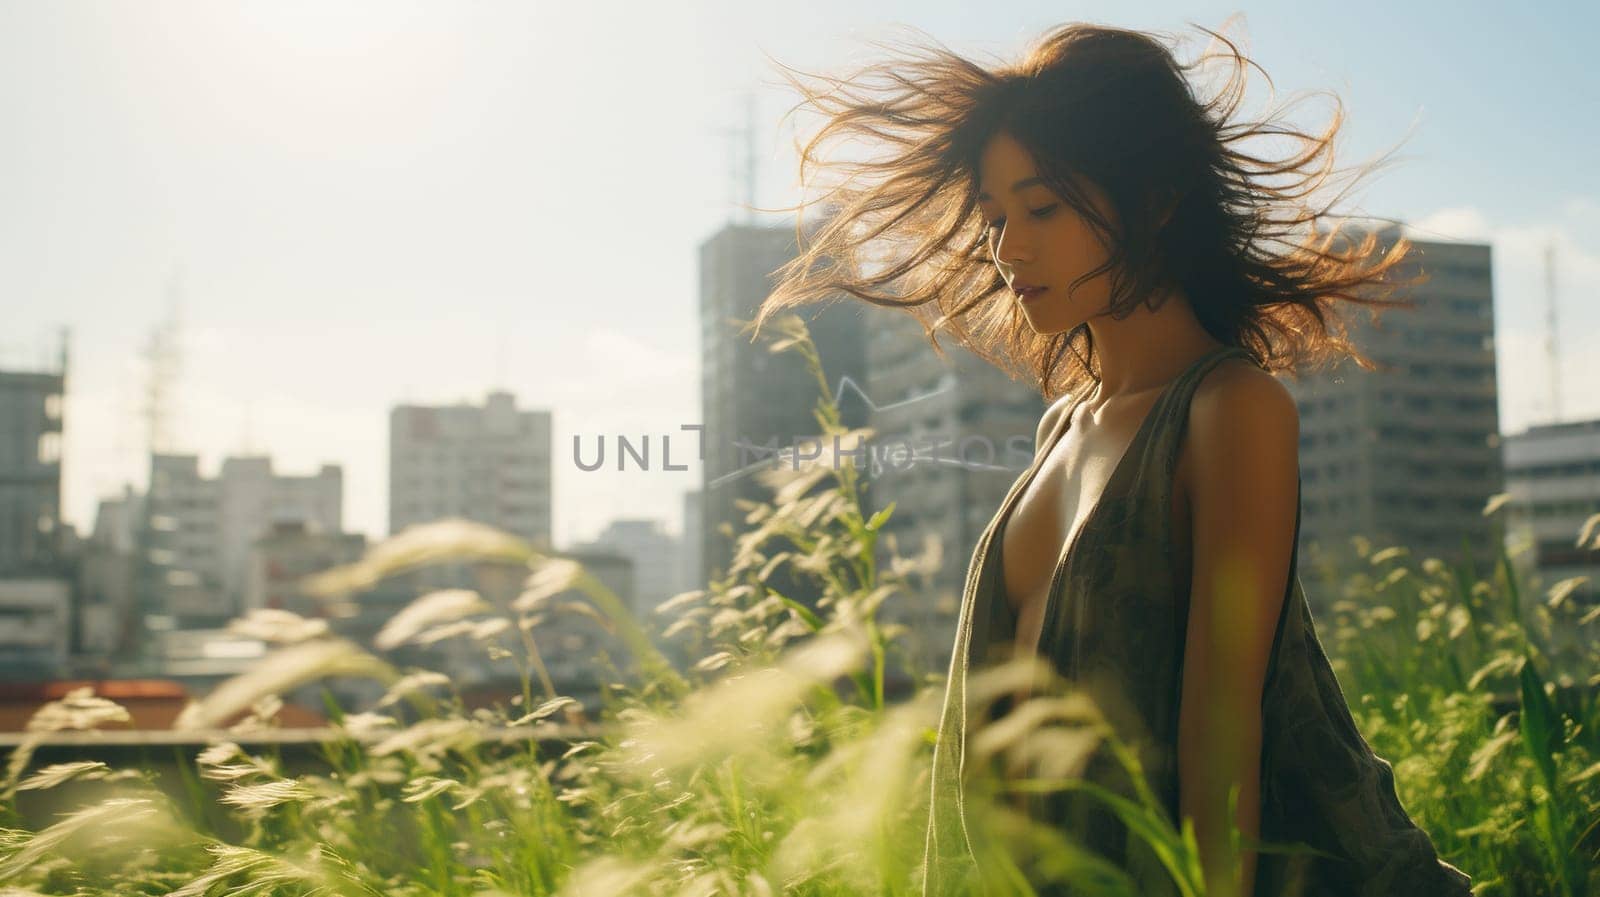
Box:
752, 22, 1473, 897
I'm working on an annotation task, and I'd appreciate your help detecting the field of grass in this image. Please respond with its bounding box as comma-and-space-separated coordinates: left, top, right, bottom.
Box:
2, 316, 1597, 896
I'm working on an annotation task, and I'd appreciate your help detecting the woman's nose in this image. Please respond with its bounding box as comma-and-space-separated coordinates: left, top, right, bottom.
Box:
993, 227, 1032, 267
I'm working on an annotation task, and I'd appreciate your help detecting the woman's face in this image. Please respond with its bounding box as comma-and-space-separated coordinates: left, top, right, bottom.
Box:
976, 131, 1119, 335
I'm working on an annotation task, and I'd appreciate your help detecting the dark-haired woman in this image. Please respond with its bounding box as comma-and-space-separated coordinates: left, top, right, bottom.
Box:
754, 22, 1473, 897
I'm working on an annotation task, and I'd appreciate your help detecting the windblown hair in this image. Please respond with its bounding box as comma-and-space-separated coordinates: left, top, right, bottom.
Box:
750, 22, 1417, 400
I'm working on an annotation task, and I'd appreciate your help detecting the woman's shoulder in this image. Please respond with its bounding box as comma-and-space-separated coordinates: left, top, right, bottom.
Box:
1183, 357, 1300, 487
1190, 356, 1299, 437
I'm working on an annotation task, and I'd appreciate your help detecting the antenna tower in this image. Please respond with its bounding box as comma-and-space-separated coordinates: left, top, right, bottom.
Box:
142, 266, 185, 457
1543, 242, 1561, 423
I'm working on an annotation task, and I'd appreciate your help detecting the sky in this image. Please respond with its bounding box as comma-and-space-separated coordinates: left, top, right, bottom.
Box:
1, 0, 1595, 547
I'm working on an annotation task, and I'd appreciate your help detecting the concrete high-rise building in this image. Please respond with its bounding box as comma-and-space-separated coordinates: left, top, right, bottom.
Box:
697, 221, 869, 591
248, 520, 367, 617
0, 580, 71, 679
570, 518, 680, 619
1503, 418, 1600, 609
388, 390, 553, 550
680, 489, 702, 595
139, 454, 343, 625
90, 486, 144, 556
0, 362, 65, 576
532, 549, 634, 710
1288, 227, 1502, 601
76, 486, 144, 663
381, 390, 551, 687
863, 308, 1047, 681
139, 454, 219, 624
217, 457, 342, 610
0, 351, 70, 680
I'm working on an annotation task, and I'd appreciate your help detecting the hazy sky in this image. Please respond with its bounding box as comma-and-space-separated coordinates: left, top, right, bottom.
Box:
2, 0, 1595, 546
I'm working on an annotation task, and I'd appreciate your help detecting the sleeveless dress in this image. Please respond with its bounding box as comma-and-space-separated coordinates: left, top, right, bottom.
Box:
921, 344, 1473, 897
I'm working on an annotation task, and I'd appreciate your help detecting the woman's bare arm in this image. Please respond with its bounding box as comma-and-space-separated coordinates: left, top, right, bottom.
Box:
1178, 364, 1300, 897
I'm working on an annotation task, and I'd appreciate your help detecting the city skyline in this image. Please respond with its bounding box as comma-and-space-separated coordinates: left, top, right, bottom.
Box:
2, 0, 1595, 545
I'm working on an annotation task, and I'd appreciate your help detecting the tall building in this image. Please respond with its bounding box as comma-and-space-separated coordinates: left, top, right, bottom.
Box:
138, 454, 343, 626
247, 518, 427, 712
248, 520, 367, 616
864, 308, 1047, 681
531, 549, 635, 711
388, 390, 553, 549
138, 454, 219, 625
0, 580, 71, 679
0, 351, 70, 680
1503, 418, 1600, 609
217, 457, 342, 610
570, 518, 680, 620
697, 221, 869, 590
75, 486, 144, 664
680, 489, 702, 595
0, 361, 65, 576
1288, 227, 1503, 601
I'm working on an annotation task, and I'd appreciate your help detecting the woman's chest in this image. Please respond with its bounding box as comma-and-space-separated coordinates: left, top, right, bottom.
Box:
999, 425, 1196, 661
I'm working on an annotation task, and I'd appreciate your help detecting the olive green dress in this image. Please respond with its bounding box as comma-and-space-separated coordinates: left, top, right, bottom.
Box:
922, 345, 1473, 897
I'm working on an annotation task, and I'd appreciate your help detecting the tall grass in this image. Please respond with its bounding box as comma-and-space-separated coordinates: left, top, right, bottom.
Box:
1315, 528, 1600, 896
0, 315, 1595, 895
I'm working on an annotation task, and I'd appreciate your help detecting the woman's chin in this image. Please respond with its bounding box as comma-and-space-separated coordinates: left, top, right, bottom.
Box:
1020, 308, 1079, 336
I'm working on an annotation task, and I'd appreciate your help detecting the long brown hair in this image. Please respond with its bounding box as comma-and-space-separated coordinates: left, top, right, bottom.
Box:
749, 22, 1416, 400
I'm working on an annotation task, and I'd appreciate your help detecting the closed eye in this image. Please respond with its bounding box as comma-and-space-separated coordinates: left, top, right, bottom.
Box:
985, 204, 1060, 234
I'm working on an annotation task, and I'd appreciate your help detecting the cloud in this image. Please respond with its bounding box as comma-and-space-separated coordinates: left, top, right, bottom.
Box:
1406, 207, 1492, 242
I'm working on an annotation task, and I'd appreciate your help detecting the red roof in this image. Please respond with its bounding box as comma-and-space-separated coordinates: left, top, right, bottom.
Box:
0, 678, 325, 732
0, 679, 189, 701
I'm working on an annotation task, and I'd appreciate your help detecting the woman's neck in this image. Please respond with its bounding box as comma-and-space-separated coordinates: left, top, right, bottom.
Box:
1082, 286, 1225, 401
